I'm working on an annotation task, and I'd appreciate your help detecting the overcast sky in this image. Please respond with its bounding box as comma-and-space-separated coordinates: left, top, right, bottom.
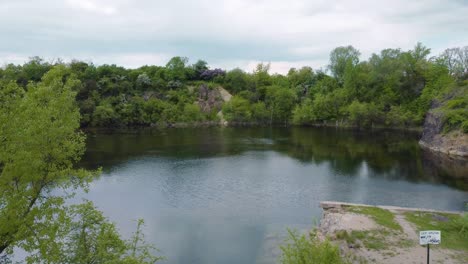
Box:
0, 0, 467, 73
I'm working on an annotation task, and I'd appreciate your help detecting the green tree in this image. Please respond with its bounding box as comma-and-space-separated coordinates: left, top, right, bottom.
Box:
192, 60, 209, 80
253, 63, 272, 100
346, 101, 382, 128
0, 65, 162, 263
328, 46, 360, 84
222, 96, 252, 122
165, 56, 189, 82
251, 102, 269, 123
92, 101, 119, 127
292, 98, 315, 125
0, 65, 92, 255
223, 68, 252, 94
265, 86, 297, 124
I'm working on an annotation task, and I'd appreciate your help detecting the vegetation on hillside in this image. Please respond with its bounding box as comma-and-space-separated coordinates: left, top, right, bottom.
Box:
1, 44, 467, 130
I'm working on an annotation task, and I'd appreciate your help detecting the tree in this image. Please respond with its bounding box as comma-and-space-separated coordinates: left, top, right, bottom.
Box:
136, 73, 152, 90
0, 65, 92, 256
92, 101, 119, 127
328, 46, 360, 84
222, 96, 252, 122
265, 86, 297, 124
21, 201, 163, 264
165, 56, 189, 82
21, 56, 52, 84
253, 63, 272, 98
287, 67, 315, 100
223, 68, 252, 94
0, 66, 163, 262
346, 101, 382, 128
439, 46, 468, 81
192, 60, 209, 80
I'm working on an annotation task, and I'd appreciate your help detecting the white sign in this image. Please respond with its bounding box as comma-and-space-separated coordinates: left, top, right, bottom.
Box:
419, 230, 441, 245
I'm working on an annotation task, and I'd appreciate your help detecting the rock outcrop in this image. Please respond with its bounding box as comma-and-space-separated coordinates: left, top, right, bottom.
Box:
196, 84, 231, 113
195, 84, 232, 124
419, 102, 468, 157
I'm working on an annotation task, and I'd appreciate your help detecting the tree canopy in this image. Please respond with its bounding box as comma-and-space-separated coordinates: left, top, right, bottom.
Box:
0, 65, 162, 263
1, 44, 467, 131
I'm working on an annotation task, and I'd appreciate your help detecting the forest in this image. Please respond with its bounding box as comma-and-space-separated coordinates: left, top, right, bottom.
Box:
1, 43, 467, 132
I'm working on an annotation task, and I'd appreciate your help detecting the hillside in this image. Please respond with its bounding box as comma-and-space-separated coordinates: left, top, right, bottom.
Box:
419, 85, 468, 156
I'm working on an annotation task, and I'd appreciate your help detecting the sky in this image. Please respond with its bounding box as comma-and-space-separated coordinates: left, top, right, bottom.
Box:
0, 0, 467, 74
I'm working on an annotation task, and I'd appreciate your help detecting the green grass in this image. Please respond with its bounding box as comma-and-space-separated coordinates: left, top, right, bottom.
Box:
346, 206, 402, 231
280, 228, 349, 264
404, 212, 468, 250
352, 231, 388, 250
335, 230, 391, 250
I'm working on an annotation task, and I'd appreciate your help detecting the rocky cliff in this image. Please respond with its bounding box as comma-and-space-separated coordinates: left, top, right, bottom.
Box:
419, 101, 468, 157
195, 84, 232, 113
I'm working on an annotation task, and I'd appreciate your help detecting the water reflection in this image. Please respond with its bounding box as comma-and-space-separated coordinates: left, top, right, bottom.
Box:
81, 127, 467, 191
78, 127, 467, 264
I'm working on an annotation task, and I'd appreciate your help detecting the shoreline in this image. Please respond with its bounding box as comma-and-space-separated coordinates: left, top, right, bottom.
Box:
81, 123, 423, 134
317, 201, 467, 264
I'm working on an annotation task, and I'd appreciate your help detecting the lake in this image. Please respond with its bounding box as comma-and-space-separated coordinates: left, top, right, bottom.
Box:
78, 127, 468, 264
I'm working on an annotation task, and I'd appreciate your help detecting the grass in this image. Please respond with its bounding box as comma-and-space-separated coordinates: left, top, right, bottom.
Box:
336, 230, 390, 250
404, 211, 468, 250
346, 206, 402, 231
280, 228, 349, 264
353, 231, 388, 250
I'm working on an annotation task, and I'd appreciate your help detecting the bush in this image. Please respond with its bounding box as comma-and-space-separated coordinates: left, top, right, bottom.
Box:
279, 229, 348, 264
222, 96, 252, 122
346, 101, 382, 128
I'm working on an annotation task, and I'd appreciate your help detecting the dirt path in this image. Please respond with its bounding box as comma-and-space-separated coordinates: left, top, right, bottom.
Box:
319, 202, 467, 264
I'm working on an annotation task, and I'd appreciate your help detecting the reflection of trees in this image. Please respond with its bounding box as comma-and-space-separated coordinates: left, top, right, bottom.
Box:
280, 127, 421, 176
79, 127, 467, 190
421, 150, 468, 190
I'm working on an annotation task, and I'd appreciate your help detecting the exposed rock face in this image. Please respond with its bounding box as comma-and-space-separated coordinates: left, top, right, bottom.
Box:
196, 84, 231, 113
419, 102, 468, 157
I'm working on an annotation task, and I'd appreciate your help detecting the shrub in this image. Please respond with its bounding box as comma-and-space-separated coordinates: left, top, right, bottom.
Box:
279, 229, 348, 264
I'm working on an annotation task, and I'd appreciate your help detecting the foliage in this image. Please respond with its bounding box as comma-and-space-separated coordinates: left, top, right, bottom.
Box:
279, 229, 348, 264
328, 46, 361, 84
265, 86, 297, 124
346, 101, 382, 128
0, 65, 92, 255
437, 86, 468, 133
20, 201, 163, 264
0, 65, 162, 262
1, 43, 467, 130
222, 96, 252, 122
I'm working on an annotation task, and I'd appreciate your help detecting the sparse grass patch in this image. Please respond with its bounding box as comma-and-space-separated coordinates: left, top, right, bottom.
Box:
351, 230, 388, 250
404, 211, 468, 250
335, 230, 357, 245
399, 238, 415, 248
346, 206, 402, 231
334, 230, 392, 250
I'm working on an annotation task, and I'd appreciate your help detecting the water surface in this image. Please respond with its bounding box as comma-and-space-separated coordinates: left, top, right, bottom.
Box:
79, 127, 468, 264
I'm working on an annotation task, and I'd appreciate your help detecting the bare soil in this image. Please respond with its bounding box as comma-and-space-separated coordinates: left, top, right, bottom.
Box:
318, 202, 468, 264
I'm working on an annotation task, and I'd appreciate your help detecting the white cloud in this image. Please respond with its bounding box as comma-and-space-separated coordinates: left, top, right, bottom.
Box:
0, 0, 467, 74
66, 0, 117, 15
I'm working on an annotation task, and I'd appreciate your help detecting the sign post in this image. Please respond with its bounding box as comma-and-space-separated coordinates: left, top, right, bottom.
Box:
419, 230, 441, 264
427, 244, 429, 264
